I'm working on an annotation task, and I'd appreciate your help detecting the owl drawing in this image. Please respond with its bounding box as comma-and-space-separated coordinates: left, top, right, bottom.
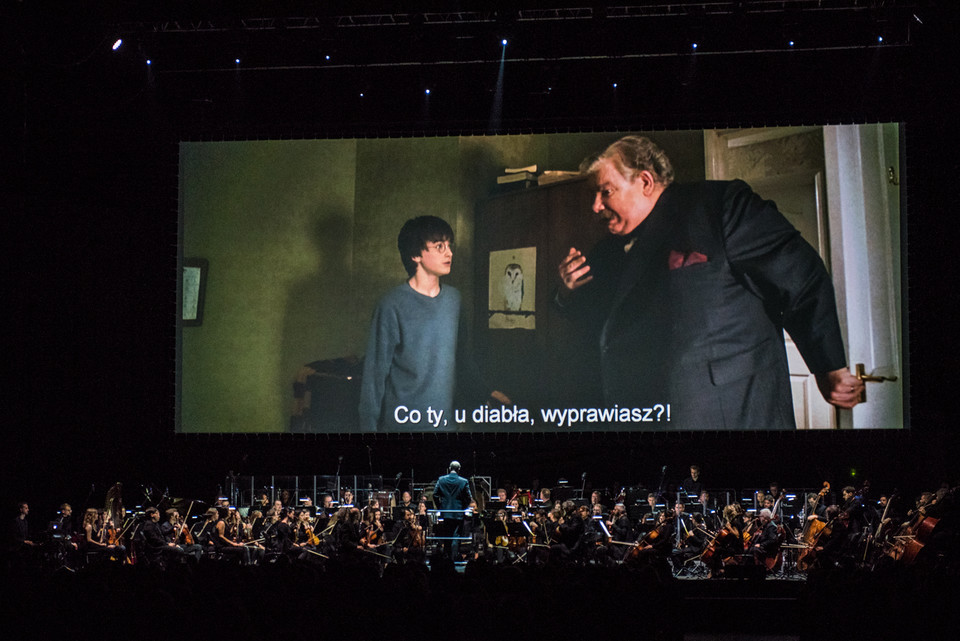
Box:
501, 263, 524, 311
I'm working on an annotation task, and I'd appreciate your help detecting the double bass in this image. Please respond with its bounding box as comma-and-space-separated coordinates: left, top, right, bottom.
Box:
796, 482, 830, 572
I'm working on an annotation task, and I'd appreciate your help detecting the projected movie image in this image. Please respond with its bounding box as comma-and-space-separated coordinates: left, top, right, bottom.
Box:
177, 125, 904, 433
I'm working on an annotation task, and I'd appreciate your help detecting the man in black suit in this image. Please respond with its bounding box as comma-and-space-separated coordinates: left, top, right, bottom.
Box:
433, 460, 472, 559
557, 135, 864, 430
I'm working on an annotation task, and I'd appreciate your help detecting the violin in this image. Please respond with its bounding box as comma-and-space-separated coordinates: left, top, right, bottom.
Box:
409, 521, 425, 549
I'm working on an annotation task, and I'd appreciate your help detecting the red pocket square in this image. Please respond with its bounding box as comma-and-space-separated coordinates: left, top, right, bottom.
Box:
668, 250, 708, 270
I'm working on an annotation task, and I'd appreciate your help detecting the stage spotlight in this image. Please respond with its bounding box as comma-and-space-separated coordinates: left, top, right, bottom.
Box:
146, 59, 152, 65
691, 42, 698, 50
235, 58, 241, 64
325, 55, 331, 60
502, 39, 507, 46
112, 38, 123, 51
877, 36, 884, 43
612, 82, 618, 88
788, 40, 795, 47
359, 92, 364, 97
425, 89, 431, 95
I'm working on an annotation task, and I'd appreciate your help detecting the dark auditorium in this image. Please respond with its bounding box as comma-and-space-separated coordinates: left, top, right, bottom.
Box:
6, 2, 960, 639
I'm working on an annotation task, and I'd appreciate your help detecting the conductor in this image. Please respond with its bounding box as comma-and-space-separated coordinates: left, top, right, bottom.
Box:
433, 460, 472, 559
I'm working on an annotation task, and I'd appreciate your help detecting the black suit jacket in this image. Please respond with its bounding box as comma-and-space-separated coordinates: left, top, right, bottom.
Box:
563, 180, 847, 430
433, 472, 471, 520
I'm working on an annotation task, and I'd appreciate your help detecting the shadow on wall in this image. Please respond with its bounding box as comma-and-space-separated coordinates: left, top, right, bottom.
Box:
281, 211, 360, 432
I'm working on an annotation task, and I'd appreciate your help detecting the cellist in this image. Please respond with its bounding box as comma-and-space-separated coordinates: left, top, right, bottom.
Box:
748, 508, 781, 570
161, 508, 203, 563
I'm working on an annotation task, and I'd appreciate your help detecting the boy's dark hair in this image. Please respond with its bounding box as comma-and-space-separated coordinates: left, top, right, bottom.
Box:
397, 216, 454, 277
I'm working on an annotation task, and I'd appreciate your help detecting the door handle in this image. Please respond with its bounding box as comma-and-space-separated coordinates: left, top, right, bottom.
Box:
855, 363, 898, 402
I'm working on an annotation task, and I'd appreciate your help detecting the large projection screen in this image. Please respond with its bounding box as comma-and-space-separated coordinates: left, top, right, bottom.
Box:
177, 125, 904, 433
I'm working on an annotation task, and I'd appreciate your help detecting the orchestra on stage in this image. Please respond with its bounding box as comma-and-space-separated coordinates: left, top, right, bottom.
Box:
8, 471, 958, 577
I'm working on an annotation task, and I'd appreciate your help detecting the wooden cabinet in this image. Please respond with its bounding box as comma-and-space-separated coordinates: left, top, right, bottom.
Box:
474, 178, 609, 414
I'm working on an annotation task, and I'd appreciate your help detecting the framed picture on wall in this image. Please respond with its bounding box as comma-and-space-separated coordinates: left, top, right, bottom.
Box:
181, 258, 208, 326
488, 246, 536, 329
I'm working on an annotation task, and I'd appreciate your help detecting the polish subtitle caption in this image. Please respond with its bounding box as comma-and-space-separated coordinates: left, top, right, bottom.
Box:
392, 404, 671, 428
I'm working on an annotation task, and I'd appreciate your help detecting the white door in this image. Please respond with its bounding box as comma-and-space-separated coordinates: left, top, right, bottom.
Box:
823, 124, 903, 429
704, 126, 903, 429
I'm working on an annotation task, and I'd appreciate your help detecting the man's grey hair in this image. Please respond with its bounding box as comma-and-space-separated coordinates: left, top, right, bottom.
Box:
582, 135, 675, 186
448, 460, 461, 473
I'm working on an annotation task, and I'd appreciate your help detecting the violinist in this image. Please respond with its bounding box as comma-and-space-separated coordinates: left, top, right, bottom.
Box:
192, 508, 219, 554
248, 510, 266, 540
141, 507, 182, 566
215, 507, 255, 564
391, 507, 425, 564
293, 509, 313, 544
589, 490, 606, 515
251, 492, 271, 516
362, 508, 386, 551
673, 500, 693, 547
580, 505, 601, 561
81, 507, 123, 563
270, 507, 300, 559
698, 492, 722, 531
640, 493, 660, 532
550, 500, 585, 563
607, 503, 633, 544
598, 502, 633, 564
671, 512, 709, 575
703, 504, 746, 578
335, 507, 363, 559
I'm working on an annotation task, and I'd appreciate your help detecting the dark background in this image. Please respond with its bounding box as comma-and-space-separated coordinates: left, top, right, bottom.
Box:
5, 2, 958, 517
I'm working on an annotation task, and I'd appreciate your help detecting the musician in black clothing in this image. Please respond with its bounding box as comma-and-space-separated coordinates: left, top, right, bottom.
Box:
749, 508, 781, 569
607, 503, 633, 543
680, 465, 704, 499
802, 493, 828, 524
597, 503, 633, 564
551, 500, 585, 562
160, 508, 203, 563
192, 508, 219, 556
271, 507, 301, 559
335, 507, 363, 559
12, 502, 34, 549
213, 509, 251, 564
698, 492, 722, 531
840, 486, 867, 537
141, 507, 185, 567
671, 512, 709, 574
640, 493, 660, 532
390, 508, 426, 564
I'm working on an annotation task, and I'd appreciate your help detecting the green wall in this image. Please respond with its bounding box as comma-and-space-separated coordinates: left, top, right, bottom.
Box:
179, 131, 704, 433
